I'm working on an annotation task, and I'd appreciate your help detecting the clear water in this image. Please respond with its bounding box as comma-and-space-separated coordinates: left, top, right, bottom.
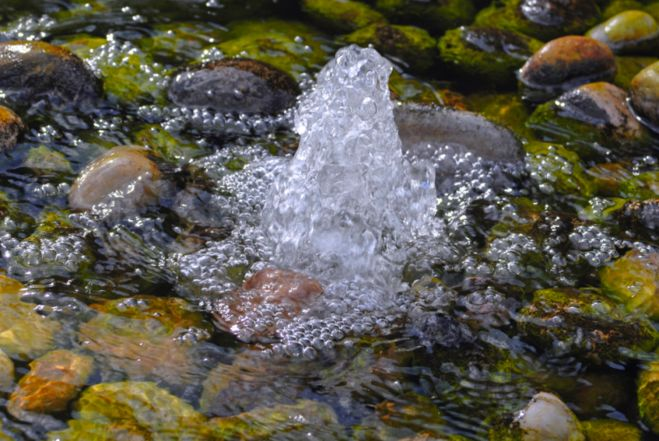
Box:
0, 2, 657, 440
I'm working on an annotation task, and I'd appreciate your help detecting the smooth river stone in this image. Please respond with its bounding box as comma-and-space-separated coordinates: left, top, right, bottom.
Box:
69, 146, 161, 211
630, 61, 659, 128
519, 36, 616, 99
168, 58, 300, 115
515, 392, 585, 441
394, 103, 522, 163
0, 41, 101, 107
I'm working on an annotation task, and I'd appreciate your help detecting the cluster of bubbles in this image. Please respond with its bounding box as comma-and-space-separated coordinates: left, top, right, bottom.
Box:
0, 14, 54, 42
138, 105, 294, 137
1, 232, 91, 279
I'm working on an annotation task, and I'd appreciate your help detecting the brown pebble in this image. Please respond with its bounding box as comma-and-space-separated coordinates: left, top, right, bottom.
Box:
0, 106, 24, 152
519, 36, 616, 99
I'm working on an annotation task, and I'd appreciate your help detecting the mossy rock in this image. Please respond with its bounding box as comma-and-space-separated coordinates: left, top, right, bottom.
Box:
614, 55, 658, 89
61, 36, 168, 105
389, 71, 466, 108
517, 287, 658, 362
647, 2, 659, 22
619, 171, 659, 199
208, 400, 346, 440
302, 0, 386, 33
600, 249, 658, 319
475, 0, 601, 41
467, 93, 533, 140
0, 191, 35, 235
638, 360, 659, 435
134, 125, 206, 164
24, 145, 73, 175
78, 295, 212, 389
345, 23, 436, 72
526, 84, 652, 157
374, 0, 475, 34
438, 26, 543, 87
137, 22, 226, 63
0, 274, 62, 361
216, 19, 332, 79
524, 141, 596, 197
581, 419, 641, 441
47, 381, 210, 441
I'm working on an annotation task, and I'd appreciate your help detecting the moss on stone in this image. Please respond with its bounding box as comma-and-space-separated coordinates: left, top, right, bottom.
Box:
439, 26, 543, 86
374, 0, 475, 34
302, 0, 386, 33
345, 23, 436, 72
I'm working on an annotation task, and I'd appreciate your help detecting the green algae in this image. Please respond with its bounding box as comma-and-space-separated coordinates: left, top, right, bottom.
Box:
302, 0, 386, 33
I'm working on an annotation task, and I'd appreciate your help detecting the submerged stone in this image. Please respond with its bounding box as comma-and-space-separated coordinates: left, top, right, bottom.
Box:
514, 392, 585, 441
0, 105, 24, 152
517, 288, 658, 362
373, 0, 476, 34
629, 61, 659, 129
519, 36, 616, 102
618, 199, 659, 231
0, 348, 13, 392
0, 275, 61, 361
345, 24, 436, 73
8, 350, 93, 417
638, 361, 659, 435
438, 26, 543, 86
69, 146, 162, 212
208, 399, 344, 440
0, 41, 101, 107
587, 10, 659, 55
78, 295, 212, 389
302, 0, 386, 33
47, 381, 209, 441
600, 249, 658, 320
581, 419, 642, 441
168, 58, 300, 115
24, 145, 73, 175
211, 268, 323, 342
388, 71, 466, 108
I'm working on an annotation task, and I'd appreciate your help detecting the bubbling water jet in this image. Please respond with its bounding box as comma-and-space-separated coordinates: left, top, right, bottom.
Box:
262, 45, 437, 296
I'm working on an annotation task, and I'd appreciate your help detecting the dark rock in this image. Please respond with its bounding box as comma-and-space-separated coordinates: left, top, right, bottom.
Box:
630, 61, 659, 129
394, 103, 523, 164
619, 199, 659, 232
519, 0, 599, 31
0, 105, 24, 151
519, 36, 616, 102
168, 58, 300, 115
0, 41, 101, 107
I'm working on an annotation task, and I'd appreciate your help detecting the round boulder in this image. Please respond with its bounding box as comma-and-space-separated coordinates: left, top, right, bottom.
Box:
519, 36, 616, 102
69, 146, 161, 211
168, 58, 300, 115
630, 61, 659, 129
515, 392, 585, 441
0, 41, 101, 107
0, 106, 24, 152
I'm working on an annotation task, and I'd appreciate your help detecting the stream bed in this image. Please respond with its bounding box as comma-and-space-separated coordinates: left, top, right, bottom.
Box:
0, 1, 658, 440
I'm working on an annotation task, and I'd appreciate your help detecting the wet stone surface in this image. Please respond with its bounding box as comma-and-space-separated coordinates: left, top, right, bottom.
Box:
519, 36, 616, 102
168, 58, 300, 115
0, 1, 657, 440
